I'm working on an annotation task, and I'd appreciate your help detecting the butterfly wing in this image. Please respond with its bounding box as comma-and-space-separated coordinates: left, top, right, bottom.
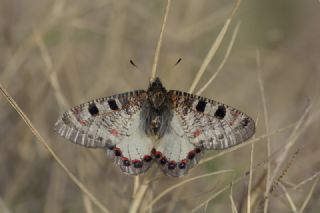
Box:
54, 90, 154, 175
169, 90, 255, 150
154, 113, 204, 177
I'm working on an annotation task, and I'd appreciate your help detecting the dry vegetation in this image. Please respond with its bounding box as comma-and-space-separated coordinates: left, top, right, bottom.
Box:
1, 0, 320, 212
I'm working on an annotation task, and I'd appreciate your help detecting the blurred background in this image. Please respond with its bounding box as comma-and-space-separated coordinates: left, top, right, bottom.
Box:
0, 0, 320, 212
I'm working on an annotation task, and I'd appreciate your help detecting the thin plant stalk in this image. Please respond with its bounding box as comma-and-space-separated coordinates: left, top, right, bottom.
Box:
142, 170, 233, 212
298, 177, 320, 213
0, 83, 110, 213
188, 0, 241, 93
247, 113, 260, 213
196, 21, 241, 95
150, 0, 172, 82
256, 50, 272, 213
278, 182, 298, 213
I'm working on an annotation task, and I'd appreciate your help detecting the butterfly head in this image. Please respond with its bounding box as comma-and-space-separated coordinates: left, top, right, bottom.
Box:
147, 78, 167, 109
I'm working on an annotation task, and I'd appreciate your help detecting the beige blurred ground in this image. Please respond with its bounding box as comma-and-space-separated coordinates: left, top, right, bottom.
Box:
0, 0, 320, 212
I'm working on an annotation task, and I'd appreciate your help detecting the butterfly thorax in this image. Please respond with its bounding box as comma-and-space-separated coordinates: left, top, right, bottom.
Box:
141, 78, 173, 139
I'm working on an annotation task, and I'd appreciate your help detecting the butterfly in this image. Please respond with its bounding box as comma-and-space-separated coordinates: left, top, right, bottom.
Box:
54, 78, 255, 177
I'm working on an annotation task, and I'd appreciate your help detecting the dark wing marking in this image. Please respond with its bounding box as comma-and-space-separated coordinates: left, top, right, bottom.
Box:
169, 90, 255, 150
154, 113, 204, 177
54, 90, 147, 148
54, 90, 155, 175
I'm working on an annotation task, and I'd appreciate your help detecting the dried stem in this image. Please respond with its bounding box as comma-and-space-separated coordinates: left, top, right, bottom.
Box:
247, 113, 260, 213
298, 177, 319, 213
142, 170, 233, 212
196, 21, 241, 95
0, 83, 110, 213
150, 0, 172, 82
278, 182, 298, 213
188, 0, 241, 93
256, 50, 272, 213
263, 103, 312, 209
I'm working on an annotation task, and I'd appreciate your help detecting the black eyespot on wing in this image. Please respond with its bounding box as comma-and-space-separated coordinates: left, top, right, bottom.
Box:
196, 100, 207, 112
108, 99, 119, 110
214, 105, 226, 119
88, 103, 99, 116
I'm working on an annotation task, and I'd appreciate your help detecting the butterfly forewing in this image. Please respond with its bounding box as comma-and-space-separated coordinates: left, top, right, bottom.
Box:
54, 90, 155, 175
169, 90, 255, 150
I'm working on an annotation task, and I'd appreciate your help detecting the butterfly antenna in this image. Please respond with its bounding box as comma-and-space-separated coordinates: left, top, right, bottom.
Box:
167, 58, 182, 75
130, 59, 139, 69
174, 58, 182, 66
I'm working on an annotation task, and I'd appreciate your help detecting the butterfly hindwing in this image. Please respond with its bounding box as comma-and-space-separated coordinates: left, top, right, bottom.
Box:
169, 90, 255, 150
54, 90, 154, 175
154, 113, 204, 177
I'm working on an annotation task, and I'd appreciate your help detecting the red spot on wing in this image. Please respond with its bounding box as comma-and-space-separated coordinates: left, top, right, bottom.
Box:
79, 120, 87, 125
229, 110, 241, 126
110, 129, 119, 136
193, 129, 202, 137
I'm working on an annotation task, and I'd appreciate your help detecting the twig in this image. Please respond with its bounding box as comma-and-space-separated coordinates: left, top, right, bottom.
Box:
33, 26, 70, 109
256, 50, 272, 213
142, 170, 233, 212
191, 176, 243, 213
128, 171, 154, 213
293, 170, 320, 190
196, 21, 241, 95
278, 182, 298, 213
247, 113, 260, 213
298, 177, 319, 213
133, 176, 140, 198
0, 83, 110, 213
230, 185, 238, 213
188, 0, 241, 93
263, 103, 312, 208
150, 0, 172, 82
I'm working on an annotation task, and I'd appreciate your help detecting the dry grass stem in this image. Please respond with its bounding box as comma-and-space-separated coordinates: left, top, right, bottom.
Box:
247, 113, 260, 213
128, 176, 151, 213
264, 103, 312, 206
188, 0, 241, 93
132, 176, 140, 198
293, 170, 320, 190
150, 0, 172, 82
278, 182, 298, 213
256, 50, 273, 213
298, 177, 319, 213
196, 21, 241, 95
230, 186, 238, 213
190, 177, 242, 213
143, 170, 233, 212
33, 27, 69, 109
0, 83, 110, 213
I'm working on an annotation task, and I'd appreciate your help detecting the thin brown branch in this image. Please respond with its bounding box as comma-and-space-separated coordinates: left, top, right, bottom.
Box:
188, 0, 241, 94
196, 21, 241, 95
0, 83, 110, 213
150, 0, 172, 82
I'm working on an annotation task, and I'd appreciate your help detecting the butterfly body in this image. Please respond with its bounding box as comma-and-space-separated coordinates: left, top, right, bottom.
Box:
55, 78, 255, 177
141, 78, 172, 139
